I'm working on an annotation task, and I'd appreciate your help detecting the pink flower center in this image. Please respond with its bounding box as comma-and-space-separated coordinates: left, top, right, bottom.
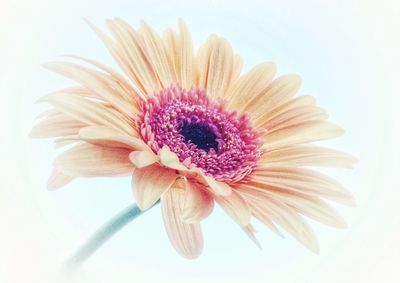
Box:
138, 86, 263, 183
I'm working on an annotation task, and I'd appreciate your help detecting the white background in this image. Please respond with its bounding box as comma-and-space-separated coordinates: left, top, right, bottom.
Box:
1, 0, 400, 282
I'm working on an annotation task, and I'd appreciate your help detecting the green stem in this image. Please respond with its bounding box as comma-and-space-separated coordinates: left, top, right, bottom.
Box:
66, 201, 158, 268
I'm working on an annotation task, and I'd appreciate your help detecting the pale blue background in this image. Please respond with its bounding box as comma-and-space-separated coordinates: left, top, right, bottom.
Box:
1, 0, 399, 282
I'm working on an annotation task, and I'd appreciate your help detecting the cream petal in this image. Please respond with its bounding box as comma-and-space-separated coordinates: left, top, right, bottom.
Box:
30, 112, 86, 138
54, 136, 80, 149
129, 151, 158, 168
250, 166, 355, 206
215, 190, 251, 226
244, 74, 302, 121
48, 86, 96, 99
131, 164, 177, 210
53, 143, 133, 177
260, 145, 357, 168
43, 61, 138, 118
262, 120, 344, 149
34, 108, 61, 120
238, 187, 319, 253
161, 187, 203, 259
226, 62, 276, 111
47, 168, 74, 190
38, 92, 135, 135
63, 55, 146, 101
182, 179, 214, 223
79, 126, 149, 151
197, 36, 234, 99
91, 18, 160, 94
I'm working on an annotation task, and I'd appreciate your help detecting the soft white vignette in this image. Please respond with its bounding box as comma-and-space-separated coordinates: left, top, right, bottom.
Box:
0, 0, 399, 282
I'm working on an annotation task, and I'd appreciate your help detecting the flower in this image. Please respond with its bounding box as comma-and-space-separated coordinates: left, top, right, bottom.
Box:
31, 18, 355, 259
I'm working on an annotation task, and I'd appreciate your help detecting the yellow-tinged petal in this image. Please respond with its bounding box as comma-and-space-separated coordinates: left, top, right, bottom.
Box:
226, 62, 276, 110
177, 19, 195, 89
164, 20, 196, 89
53, 143, 133, 177
262, 120, 344, 149
161, 186, 203, 259
163, 28, 180, 83
229, 54, 244, 92
129, 151, 158, 168
182, 179, 214, 223
197, 36, 234, 99
260, 145, 357, 168
256, 95, 317, 128
244, 74, 301, 120
262, 105, 329, 132
139, 21, 176, 88
131, 164, 177, 210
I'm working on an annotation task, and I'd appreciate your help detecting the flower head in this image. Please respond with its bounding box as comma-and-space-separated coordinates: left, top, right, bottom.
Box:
32, 18, 355, 259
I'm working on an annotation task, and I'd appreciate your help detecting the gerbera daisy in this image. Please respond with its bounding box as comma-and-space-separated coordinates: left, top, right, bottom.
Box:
31, 18, 355, 261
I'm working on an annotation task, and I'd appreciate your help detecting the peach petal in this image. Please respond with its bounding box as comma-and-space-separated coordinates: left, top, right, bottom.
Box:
182, 179, 214, 223
129, 151, 158, 168
215, 190, 251, 227
199, 174, 232, 196
161, 187, 203, 259
131, 164, 177, 210
250, 167, 355, 206
238, 187, 319, 253
243, 224, 262, 249
159, 146, 188, 171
